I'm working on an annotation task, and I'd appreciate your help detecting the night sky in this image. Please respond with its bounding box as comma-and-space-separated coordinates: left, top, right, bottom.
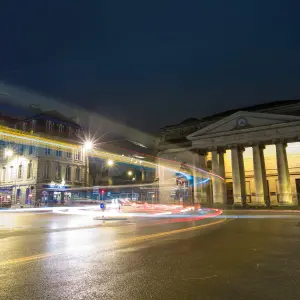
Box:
1, 1, 300, 133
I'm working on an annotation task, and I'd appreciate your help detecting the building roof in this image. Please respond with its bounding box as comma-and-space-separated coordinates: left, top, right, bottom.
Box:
22, 110, 79, 127
162, 99, 300, 129
179, 118, 199, 124
200, 99, 300, 122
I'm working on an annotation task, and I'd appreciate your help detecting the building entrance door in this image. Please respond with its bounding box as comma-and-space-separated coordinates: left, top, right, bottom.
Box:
296, 179, 300, 206
226, 182, 234, 205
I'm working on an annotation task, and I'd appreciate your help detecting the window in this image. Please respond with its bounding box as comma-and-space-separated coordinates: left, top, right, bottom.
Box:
66, 151, 72, 159
56, 149, 62, 157
2, 167, 6, 182
68, 127, 72, 136
75, 167, 81, 182
46, 120, 53, 131
29, 146, 34, 155
31, 120, 36, 131
65, 166, 71, 181
75, 150, 81, 160
18, 144, 24, 155
58, 124, 64, 133
44, 162, 50, 179
18, 163, 23, 179
55, 164, 61, 180
22, 122, 27, 131
75, 128, 81, 136
45, 148, 51, 155
27, 161, 33, 179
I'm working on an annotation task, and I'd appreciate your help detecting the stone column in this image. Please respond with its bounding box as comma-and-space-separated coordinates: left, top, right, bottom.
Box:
199, 152, 209, 204
211, 149, 222, 204
252, 144, 269, 206
158, 160, 169, 204
218, 149, 227, 205
231, 146, 246, 206
275, 142, 292, 204
192, 152, 199, 204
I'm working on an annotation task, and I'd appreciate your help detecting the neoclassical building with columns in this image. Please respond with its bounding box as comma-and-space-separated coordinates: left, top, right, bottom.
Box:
157, 100, 300, 207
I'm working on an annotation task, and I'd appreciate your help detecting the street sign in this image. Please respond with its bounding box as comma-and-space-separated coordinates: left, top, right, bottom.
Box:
100, 202, 105, 210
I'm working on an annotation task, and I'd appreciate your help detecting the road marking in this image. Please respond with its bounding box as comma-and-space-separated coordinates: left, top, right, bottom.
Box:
0, 217, 232, 267
116, 218, 227, 246
183, 275, 218, 281
0, 252, 63, 266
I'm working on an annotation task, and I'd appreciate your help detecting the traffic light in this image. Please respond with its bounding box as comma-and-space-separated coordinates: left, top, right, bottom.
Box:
101, 190, 104, 194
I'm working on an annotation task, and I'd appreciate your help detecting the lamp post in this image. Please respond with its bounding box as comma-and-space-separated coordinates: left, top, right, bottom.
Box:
127, 170, 133, 201
132, 177, 136, 202
83, 141, 94, 187
4, 148, 19, 205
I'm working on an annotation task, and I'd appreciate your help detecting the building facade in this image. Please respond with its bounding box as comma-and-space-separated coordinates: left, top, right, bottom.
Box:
0, 108, 87, 206
157, 100, 300, 207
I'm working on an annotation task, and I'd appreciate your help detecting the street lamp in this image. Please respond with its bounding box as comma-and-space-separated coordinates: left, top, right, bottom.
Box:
107, 159, 114, 167
83, 140, 94, 187
131, 177, 136, 202
83, 140, 93, 151
4, 149, 13, 157
127, 170, 133, 176
4, 148, 19, 205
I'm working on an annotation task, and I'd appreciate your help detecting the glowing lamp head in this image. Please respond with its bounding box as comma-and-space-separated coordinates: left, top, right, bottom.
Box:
127, 171, 133, 176
107, 159, 114, 166
4, 149, 13, 157
83, 141, 93, 151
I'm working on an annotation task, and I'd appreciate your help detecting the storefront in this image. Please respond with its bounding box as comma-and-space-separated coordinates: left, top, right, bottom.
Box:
0, 186, 13, 207
42, 183, 71, 206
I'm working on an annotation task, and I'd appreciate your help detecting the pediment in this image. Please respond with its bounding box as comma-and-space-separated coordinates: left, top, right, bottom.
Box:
187, 111, 300, 139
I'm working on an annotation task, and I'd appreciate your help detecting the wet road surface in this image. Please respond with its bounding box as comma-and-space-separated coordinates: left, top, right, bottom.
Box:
1, 210, 300, 299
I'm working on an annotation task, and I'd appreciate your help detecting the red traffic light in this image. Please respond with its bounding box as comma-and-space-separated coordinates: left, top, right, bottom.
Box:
101, 190, 105, 194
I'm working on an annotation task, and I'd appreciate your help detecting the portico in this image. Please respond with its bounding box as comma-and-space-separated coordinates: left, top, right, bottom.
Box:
187, 111, 300, 206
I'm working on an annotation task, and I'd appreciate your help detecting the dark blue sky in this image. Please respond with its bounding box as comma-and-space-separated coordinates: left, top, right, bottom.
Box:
1, 0, 300, 133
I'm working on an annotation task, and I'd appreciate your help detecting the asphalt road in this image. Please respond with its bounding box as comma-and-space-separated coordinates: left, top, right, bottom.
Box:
1, 210, 300, 300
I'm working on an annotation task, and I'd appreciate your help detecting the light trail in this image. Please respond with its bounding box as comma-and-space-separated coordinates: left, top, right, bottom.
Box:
0, 125, 223, 181
0, 216, 227, 267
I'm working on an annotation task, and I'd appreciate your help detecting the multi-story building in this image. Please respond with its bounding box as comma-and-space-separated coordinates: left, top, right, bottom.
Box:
0, 106, 87, 206
89, 139, 157, 186
157, 100, 300, 207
